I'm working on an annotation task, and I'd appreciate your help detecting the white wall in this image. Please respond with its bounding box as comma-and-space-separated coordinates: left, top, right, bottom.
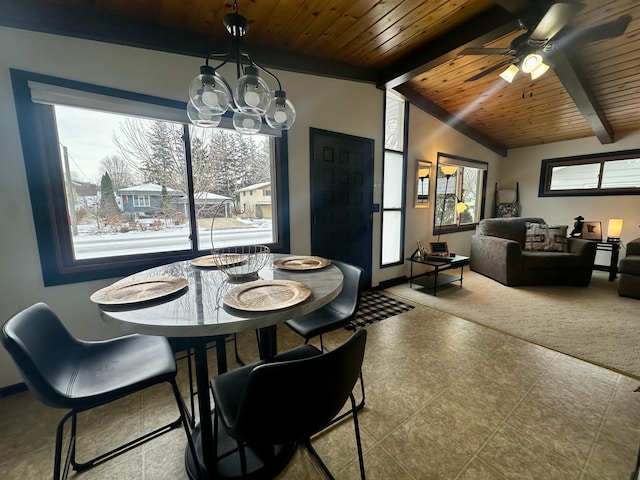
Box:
501, 133, 640, 244
395, 104, 505, 280
0, 27, 384, 388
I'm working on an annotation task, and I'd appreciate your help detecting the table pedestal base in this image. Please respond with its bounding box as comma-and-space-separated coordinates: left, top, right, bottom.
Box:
185, 413, 297, 480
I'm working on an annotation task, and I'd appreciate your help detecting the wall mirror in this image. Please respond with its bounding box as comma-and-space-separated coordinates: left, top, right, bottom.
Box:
414, 159, 431, 208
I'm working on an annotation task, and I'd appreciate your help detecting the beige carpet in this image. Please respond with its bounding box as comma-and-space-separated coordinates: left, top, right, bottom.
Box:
385, 270, 640, 379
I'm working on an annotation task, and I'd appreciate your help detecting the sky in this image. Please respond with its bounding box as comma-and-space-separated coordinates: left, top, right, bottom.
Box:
54, 105, 125, 183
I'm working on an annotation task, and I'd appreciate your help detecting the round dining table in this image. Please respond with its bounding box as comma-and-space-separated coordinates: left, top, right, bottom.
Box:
96, 254, 343, 479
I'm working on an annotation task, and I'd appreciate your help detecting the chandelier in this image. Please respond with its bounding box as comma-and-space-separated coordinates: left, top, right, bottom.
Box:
187, 0, 296, 134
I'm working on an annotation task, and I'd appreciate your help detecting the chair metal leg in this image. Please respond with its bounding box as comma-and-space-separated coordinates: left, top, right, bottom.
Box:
58, 382, 186, 476
349, 393, 366, 480
304, 394, 366, 480
315, 332, 366, 425
304, 439, 336, 480
53, 410, 75, 480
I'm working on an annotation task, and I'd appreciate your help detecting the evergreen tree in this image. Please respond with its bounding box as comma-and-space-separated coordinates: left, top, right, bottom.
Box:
99, 172, 121, 224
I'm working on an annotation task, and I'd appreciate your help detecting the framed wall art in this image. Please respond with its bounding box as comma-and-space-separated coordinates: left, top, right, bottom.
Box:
581, 221, 602, 241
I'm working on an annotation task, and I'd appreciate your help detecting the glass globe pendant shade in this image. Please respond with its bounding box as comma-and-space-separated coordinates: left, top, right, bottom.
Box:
188, 65, 231, 115
233, 66, 270, 115
187, 101, 222, 128
232, 111, 262, 135
265, 90, 296, 130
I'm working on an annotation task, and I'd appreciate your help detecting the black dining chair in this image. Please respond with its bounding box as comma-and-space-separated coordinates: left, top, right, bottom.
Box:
1, 302, 201, 480
285, 260, 366, 412
210, 329, 367, 480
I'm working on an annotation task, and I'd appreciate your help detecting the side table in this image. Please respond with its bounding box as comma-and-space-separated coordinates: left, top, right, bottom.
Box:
593, 241, 620, 281
407, 254, 470, 296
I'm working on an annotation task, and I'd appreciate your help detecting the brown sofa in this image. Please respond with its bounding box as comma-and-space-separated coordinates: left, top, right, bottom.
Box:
470, 217, 597, 286
618, 238, 640, 299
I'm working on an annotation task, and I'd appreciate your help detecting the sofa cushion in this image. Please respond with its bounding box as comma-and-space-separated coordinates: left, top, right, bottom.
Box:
619, 256, 640, 276
524, 223, 569, 252
522, 251, 582, 270
478, 217, 546, 246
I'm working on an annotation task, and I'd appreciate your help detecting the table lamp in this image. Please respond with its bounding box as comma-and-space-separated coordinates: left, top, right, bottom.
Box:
607, 218, 623, 243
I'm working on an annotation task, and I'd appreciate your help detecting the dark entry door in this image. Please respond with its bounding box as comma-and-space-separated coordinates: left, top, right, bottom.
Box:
310, 128, 374, 288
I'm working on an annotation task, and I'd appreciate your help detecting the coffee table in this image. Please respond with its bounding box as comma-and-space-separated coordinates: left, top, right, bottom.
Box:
407, 254, 470, 296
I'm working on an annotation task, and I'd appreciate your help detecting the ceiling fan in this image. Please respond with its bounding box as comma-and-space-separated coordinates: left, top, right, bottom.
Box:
460, 1, 632, 83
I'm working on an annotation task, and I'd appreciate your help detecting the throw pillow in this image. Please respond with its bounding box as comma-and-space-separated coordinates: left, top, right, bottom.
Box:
546, 225, 568, 252
524, 223, 546, 251
524, 223, 569, 252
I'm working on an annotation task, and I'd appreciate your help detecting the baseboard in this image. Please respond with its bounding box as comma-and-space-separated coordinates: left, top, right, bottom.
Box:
0, 382, 27, 397
377, 276, 408, 289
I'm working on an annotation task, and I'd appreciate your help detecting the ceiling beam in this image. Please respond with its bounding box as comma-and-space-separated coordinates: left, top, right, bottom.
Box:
0, 0, 379, 83
379, 6, 520, 90
395, 84, 508, 157
551, 51, 614, 144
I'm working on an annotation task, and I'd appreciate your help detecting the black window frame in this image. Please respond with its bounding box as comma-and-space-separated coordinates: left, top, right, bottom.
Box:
380, 90, 409, 268
433, 153, 488, 236
539, 148, 640, 197
11, 69, 290, 286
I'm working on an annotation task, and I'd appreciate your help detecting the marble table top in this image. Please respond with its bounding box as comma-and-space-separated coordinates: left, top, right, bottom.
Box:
98, 254, 343, 338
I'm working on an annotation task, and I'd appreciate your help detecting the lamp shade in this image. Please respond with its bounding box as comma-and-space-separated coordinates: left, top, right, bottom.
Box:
607, 218, 623, 240
500, 64, 519, 83
441, 165, 458, 176
521, 53, 543, 73
530, 62, 550, 80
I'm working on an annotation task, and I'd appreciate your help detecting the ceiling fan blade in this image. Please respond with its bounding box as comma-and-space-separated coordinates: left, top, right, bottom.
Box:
530, 2, 585, 41
493, 0, 532, 14
571, 14, 632, 45
464, 59, 514, 82
459, 47, 512, 56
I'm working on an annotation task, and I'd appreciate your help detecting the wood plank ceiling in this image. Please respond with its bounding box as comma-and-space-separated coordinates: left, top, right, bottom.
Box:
1, 0, 639, 156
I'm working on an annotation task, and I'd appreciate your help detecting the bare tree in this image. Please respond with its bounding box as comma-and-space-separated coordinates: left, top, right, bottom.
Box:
99, 155, 135, 190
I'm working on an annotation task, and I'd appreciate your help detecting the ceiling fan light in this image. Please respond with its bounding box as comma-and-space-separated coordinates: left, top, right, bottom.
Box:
521, 53, 543, 73
499, 64, 519, 83
530, 62, 550, 80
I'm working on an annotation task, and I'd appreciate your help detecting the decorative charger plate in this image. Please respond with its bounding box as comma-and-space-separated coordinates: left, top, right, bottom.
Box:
190, 253, 248, 268
273, 256, 331, 271
90, 276, 188, 305
223, 279, 311, 312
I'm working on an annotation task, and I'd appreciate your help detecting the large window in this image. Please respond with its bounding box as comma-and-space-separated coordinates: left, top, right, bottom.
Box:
433, 153, 487, 235
539, 149, 640, 196
381, 90, 408, 266
11, 69, 289, 286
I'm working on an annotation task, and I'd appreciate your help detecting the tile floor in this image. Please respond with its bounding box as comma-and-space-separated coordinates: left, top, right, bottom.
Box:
1, 298, 639, 479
